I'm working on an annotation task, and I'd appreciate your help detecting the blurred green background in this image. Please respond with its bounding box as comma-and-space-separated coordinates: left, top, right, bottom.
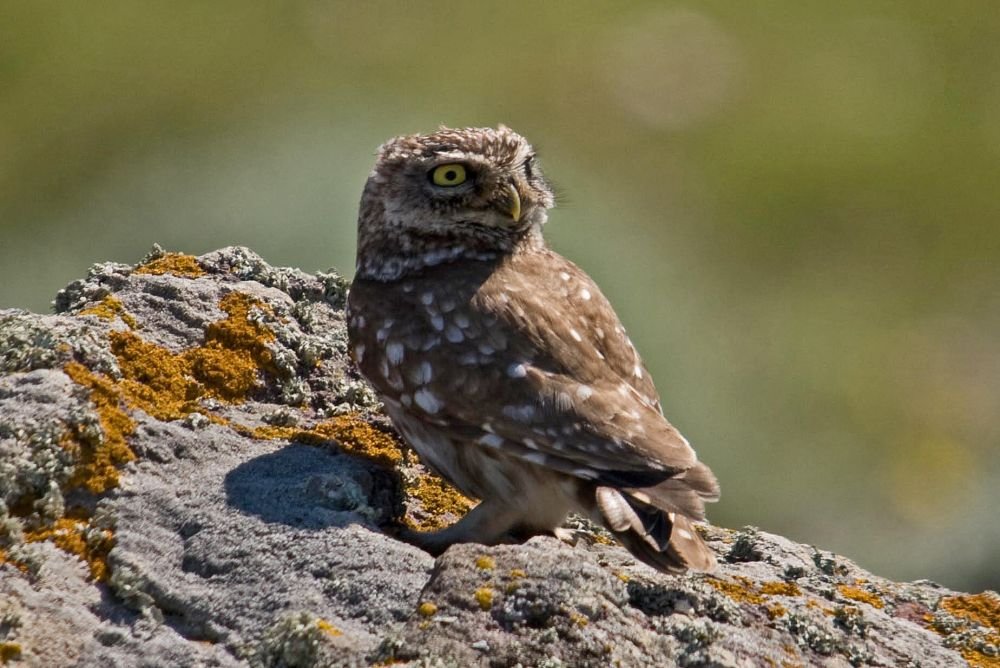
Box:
2, 2, 997, 591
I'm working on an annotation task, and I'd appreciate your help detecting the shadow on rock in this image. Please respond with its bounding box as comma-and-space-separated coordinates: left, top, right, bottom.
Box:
224, 443, 400, 530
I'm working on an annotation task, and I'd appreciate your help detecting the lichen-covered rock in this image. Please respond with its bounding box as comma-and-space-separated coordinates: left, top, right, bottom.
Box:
1, 246, 996, 667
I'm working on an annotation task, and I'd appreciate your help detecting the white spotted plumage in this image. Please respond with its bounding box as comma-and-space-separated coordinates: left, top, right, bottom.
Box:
347, 126, 719, 573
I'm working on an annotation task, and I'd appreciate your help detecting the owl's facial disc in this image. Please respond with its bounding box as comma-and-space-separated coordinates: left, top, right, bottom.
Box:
422, 155, 531, 229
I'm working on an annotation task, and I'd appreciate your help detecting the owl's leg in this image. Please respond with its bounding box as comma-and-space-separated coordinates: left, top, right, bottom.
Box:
398, 500, 524, 556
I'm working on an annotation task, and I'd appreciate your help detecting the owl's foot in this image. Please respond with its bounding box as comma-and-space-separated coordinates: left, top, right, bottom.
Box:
397, 501, 524, 556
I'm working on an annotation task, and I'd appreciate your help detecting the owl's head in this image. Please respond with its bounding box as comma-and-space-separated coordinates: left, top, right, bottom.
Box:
356, 126, 556, 280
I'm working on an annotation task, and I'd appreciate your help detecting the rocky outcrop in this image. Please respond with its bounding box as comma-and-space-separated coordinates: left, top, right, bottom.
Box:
1, 246, 996, 667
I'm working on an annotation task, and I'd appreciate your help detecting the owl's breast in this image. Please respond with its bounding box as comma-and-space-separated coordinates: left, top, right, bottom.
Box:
347, 263, 510, 413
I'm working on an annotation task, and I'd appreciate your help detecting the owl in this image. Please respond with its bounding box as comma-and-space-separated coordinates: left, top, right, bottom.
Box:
346, 126, 719, 572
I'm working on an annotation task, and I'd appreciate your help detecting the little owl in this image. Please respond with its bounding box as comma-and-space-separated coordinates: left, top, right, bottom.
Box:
347, 126, 719, 572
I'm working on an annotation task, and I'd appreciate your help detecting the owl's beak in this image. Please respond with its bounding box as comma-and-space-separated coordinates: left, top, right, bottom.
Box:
505, 183, 522, 223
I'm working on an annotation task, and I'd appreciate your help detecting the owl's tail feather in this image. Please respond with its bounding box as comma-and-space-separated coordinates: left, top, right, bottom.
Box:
627, 461, 720, 520
595, 486, 716, 573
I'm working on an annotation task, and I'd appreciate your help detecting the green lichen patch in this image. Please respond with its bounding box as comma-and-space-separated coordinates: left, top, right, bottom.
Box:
248, 611, 345, 667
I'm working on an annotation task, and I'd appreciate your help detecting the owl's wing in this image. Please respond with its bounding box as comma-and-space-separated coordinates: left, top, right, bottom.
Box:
449, 369, 696, 489
421, 250, 699, 488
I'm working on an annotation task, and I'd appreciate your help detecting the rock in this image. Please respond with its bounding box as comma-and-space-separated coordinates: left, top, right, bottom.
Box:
1, 246, 996, 667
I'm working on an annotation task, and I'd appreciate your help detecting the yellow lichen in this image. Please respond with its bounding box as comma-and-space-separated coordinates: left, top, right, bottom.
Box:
314, 619, 342, 636
760, 581, 802, 597
570, 611, 589, 627
313, 416, 403, 467
25, 518, 113, 581
616, 572, 631, 583
107, 292, 279, 421
193, 292, 279, 398
941, 593, 1000, 632
0, 642, 22, 663
474, 587, 494, 611
509, 568, 526, 579
62, 362, 137, 494
706, 576, 766, 605
134, 252, 205, 277
404, 474, 475, 531
249, 415, 404, 468
0, 549, 29, 575
417, 601, 438, 618
243, 413, 472, 532
806, 598, 835, 616
935, 593, 1000, 668
42, 291, 279, 584
78, 296, 137, 329
837, 584, 884, 609
766, 603, 788, 619
109, 331, 202, 420
475, 555, 496, 571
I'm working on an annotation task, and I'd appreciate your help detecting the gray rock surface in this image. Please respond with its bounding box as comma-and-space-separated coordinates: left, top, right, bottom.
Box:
1, 246, 996, 667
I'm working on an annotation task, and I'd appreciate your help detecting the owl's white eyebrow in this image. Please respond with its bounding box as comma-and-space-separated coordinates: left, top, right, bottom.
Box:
431, 151, 469, 163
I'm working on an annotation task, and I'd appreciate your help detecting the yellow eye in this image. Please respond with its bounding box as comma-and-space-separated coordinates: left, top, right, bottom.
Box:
431, 163, 467, 187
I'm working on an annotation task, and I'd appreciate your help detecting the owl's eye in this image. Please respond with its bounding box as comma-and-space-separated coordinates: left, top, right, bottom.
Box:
430, 163, 467, 187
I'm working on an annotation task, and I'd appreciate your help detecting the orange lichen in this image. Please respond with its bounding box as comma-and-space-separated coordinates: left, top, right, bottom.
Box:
934, 593, 1000, 668
244, 413, 471, 531
193, 292, 279, 399
404, 474, 475, 531
313, 416, 403, 467
766, 603, 788, 619
837, 584, 884, 609
805, 598, 836, 616
249, 416, 404, 467
0, 643, 22, 663
62, 362, 137, 493
940, 593, 1000, 632
78, 295, 137, 329
417, 602, 438, 618
314, 619, 342, 637
706, 576, 766, 605
761, 581, 802, 597
108, 292, 279, 420
591, 532, 615, 545
109, 331, 202, 420
134, 252, 205, 277
475, 555, 496, 571
0, 549, 29, 575
25, 518, 113, 581
474, 587, 495, 611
